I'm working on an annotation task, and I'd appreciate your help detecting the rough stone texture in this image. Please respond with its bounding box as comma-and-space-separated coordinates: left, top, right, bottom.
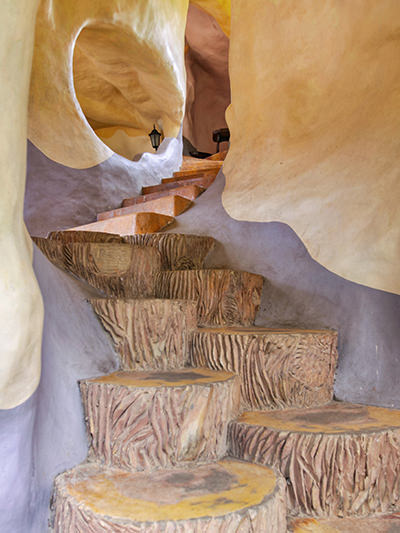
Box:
91, 298, 197, 370
155, 269, 264, 327
289, 514, 400, 533
224, 0, 400, 295
80, 369, 240, 471
33, 239, 161, 298
97, 195, 193, 220
123, 232, 216, 270
53, 460, 287, 532
190, 327, 338, 410
229, 402, 400, 517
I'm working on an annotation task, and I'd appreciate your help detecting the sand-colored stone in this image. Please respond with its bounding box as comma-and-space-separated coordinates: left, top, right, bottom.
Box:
0, 0, 44, 409
80, 369, 240, 470
155, 269, 264, 326
97, 195, 192, 221
142, 175, 216, 195
33, 239, 161, 298
67, 212, 175, 235
122, 184, 205, 206
53, 459, 286, 531
190, 327, 338, 410
290, 514, 400, 533
91, 298, 197, 370
224, 0, 400, 295
190, 0, 231, 36
229, 402, 400, 517
29, 0, 188, 167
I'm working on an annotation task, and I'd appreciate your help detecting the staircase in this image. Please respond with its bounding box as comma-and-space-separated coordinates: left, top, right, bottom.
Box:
33, 157, 400, 532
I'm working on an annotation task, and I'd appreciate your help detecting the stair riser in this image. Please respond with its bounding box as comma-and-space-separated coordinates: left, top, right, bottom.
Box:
97, 196, 192, 221
190, 331, 338, 410
142, 175, 216, 195
66, 212, 174, 235
122, 185, 204, 207
91, 299, 197, 371
80, 378, 240, 472
228, 421, 400, 517
155, 270, 264, 327
168, 167, 220, 181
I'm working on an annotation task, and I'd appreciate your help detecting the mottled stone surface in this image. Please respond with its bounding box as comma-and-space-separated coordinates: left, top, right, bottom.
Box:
191, 327, 338, 409
229, 402, 400, 517
53, 459, 287, 532
289, 514, 400, 533
91, 298, 197, 370
80, 369, 240, 471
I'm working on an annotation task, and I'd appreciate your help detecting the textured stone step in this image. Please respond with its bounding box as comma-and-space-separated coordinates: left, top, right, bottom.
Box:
142, 174, 216, 195
122, 184, 205, 206
206, 150, 228, 161
67, 211, 174, 235
181, 155, 225, 169
80, 369, 240, 471
289, 514, 400, 533
97, 195, 192, 221
166, 166, 220, 182
46, 231, 216, 271
33, 239, 161, 297
91, 298, 197, 370
53, 459, 287, 532
190, 327, 338, 410
155, 269, 264, 327
228, 402, 400, 518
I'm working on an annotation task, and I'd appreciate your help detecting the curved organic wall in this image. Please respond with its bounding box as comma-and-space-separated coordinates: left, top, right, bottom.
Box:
223, 0, 400, 295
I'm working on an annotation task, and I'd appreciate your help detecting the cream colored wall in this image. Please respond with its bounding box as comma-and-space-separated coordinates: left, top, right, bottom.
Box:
0, 0, 44, 409
223, 0, 400, 295
29, 0, 189, 168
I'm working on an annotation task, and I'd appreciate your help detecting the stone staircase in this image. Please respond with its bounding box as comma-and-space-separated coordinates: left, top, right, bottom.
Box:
32, 158, 400, 532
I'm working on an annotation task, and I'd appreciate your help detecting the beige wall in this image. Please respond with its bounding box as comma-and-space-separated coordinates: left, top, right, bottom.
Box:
223, 0, 400, 295
0, 0, 44, 408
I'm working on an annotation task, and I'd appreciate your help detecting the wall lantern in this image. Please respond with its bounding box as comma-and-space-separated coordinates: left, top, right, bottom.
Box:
149, 124, 162, 151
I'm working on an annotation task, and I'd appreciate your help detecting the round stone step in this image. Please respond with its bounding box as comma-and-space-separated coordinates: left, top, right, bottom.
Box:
155, 269, 264, 327
91, 298, 197, 370
80, 369, 240, 472
33, 238, 161, 297
228, 402, 400, 517
53, 459, 287, 532
190, 327, 338, 410
289, 514, 400, 532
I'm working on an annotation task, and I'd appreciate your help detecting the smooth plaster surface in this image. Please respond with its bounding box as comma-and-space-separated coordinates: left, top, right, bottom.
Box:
168, 172, 400, 408
224, 0, 400, 295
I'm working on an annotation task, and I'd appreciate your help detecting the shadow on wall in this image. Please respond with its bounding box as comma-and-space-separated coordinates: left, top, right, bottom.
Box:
166, 171, 400, 409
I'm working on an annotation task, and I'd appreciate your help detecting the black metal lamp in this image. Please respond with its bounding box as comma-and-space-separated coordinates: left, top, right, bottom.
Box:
149, 124, 162, 151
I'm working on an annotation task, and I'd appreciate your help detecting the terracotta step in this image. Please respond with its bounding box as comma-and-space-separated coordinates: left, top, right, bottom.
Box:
80, 368, 240, 471
91, 298, 197, 370
228, 401, 400, 517
190, 327, 338, 410
97, 195, 192, 221
289, 514, 400, 533
155, 269, 264, 327
66, 212, 174, 235
53, 459, 287, 532
122, 233, 216, 270
206, 150, 228, 161
142, 175, 216, 195
33, 238, 161, 298
122, 184, 205, 207
165, 167, 220, 183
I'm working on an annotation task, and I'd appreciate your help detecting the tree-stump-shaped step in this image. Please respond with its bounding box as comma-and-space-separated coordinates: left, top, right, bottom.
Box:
67, 211, 174, 235
190, 327, 338, 410
33, 239, 161, 297
91, 298, 197, 370
53, 459, 287, 532
97, 195, 192, 221
80, 369, 240, 471
155, 270, 264, 327
228, 402, 400, 517
47, 231, 216, 271
289, 514, 400, 533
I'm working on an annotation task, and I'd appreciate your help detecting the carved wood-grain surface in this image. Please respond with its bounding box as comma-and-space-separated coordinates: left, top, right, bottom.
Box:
190, 328, 338, 410
47, 230, 124, 243
53, 460, 287, 533
155, 270, 264, 327
80, 370, 240, 471
33, 238, 161, 297
123, 233, 216, 270
91, 298, 197, 370
228, 403, 400, 517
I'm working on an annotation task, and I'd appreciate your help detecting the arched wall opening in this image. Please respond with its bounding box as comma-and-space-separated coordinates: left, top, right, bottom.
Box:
183, 4, 231, 156
73, 23, 183, 161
